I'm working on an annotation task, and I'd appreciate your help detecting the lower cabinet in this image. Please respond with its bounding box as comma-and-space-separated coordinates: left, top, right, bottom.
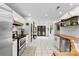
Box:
55, 36, 60, 49
13, 40, 17, 56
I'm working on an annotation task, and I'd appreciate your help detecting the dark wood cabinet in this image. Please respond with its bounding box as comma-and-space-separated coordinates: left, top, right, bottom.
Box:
70, 17, 78, 25
60, 16, 79, 27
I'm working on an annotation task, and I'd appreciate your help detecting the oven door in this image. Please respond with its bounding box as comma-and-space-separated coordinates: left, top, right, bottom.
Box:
18, 37, 26, 56
19, 37, 26, 49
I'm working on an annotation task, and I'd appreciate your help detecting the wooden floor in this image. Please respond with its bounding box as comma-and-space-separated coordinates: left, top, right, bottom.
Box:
22, 37, 55, 56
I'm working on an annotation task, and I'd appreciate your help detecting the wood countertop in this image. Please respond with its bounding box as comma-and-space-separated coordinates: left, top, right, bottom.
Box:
12, 34, 29, 42
55, 34, 79, 40
52, 34, 79, 56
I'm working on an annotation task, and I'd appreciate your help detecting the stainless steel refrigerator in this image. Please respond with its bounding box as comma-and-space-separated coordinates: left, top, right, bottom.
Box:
0, 7, 13, 56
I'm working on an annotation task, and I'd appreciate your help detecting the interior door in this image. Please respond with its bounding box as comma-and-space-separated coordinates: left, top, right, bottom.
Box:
37, 26, 46, 36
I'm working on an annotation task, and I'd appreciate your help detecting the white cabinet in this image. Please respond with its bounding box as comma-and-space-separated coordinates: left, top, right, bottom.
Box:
12, 40, 17, 56
55, 36, 60, 49
26, 35, 29, 47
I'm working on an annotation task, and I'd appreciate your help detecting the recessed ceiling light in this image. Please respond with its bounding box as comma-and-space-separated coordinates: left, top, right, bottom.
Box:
59, 11, 62, 14
70, 3, 74, 6
56, 6, 60, 10
28, 13, 31, 16
45, 14, 48, 16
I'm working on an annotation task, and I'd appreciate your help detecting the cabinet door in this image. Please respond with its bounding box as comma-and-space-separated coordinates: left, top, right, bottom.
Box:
60, 39, 65, 52
13, 40, 17, 56
65, 20, 70, 26
65, 40, 71, 52
59, 39, 71, 52
55, 36, 60, 49
61, 22, 66, 27
70, 17, 78, 25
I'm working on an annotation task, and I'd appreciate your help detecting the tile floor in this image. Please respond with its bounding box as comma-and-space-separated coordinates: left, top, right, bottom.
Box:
22, 36, 55, 56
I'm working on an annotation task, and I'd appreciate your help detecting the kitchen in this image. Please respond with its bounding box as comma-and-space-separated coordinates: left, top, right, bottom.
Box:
0, 3, 79, 56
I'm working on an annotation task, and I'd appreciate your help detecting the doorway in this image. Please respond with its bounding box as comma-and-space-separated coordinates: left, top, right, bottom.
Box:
37, 26, 46, 36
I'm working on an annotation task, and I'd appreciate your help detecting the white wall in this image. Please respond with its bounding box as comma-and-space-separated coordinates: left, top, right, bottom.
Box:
25, 17, 51, 37
24, 17, 33, 43
60, 25, 79, 37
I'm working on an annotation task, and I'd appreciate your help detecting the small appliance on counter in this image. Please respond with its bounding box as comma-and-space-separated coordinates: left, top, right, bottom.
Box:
12, 31, 18, 41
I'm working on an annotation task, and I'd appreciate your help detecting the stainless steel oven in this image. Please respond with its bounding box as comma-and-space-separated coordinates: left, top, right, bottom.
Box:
18, 37, 26, 56
19, 37, 26, 49
17, 28, 26, 56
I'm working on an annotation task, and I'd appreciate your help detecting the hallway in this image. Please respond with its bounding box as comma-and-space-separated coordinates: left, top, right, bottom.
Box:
22, 37, 55, 56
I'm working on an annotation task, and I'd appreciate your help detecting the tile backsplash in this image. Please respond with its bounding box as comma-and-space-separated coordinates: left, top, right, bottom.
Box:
60, 25, 79, 37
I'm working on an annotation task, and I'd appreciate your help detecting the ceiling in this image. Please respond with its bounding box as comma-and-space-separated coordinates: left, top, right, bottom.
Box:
6, 3, 79, 22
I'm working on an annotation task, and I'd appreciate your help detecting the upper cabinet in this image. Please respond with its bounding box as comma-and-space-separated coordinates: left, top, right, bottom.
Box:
60, 16, 79, 27
59, 6, 79, 27
12, 11, 26, 29
13, 20, 24, 26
